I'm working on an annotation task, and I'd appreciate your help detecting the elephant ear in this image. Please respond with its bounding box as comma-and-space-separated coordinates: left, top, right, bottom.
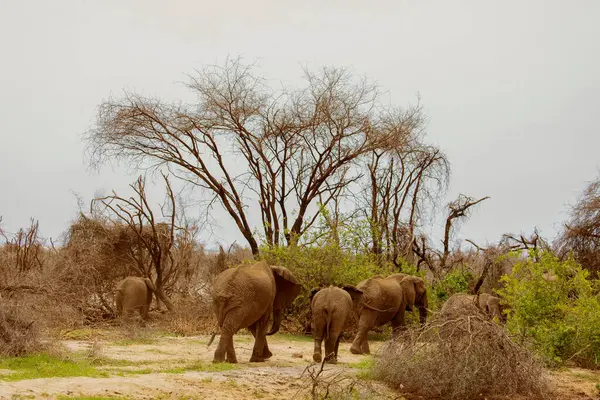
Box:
400, 277, 417, 311
342, 285, 363, 301
270, 266, 302, 310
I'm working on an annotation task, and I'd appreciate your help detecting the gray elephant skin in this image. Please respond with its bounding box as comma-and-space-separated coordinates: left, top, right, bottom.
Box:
208, 260, 302, 363
115, 276, 155, 321
440, 293, 507, 323
350, 273, 428, 355
309, 285, 362, 364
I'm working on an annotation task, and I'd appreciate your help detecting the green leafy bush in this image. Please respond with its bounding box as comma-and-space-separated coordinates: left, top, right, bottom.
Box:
428, 268, 474, 311
498, 250, 600, 368
261, 244, 398, 333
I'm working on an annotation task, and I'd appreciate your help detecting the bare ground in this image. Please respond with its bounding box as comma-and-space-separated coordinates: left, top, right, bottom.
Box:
1, 331, 600, 400
0, 332, 394, 400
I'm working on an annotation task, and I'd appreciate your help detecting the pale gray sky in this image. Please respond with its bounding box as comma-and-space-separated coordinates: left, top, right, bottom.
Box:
1, 0, 599, 249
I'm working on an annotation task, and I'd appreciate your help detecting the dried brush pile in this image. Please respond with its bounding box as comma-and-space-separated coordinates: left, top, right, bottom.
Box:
0, 300, 44, 357
374, 307, 549, 399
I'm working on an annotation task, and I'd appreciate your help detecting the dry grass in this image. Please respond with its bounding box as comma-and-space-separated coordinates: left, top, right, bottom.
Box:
155, 296, 215, 336
374, 310, 549, 400
0, 299, 45, 357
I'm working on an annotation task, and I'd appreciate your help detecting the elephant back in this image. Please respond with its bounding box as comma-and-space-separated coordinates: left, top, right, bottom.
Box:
357, 276, 402, 313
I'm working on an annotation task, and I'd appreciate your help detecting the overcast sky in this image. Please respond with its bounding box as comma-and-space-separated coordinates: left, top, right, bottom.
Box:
1, 0, 598, 249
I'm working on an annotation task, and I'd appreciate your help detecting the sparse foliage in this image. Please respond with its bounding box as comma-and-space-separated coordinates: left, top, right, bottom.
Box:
556, 175, 600, 276
85, 58, 425, 255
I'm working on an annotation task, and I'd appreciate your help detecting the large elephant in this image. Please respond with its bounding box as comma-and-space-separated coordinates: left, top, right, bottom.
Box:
115, 276, 155, 322
350, 273, 428, 355
208, 260, 301, 363
309, 285, 362, 364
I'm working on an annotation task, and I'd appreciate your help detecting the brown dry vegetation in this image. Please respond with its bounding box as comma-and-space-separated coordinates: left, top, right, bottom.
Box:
374, 309, 548, 400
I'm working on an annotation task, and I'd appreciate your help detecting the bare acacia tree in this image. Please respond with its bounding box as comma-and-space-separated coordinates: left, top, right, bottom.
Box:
555, 176, 600, 276
85, 58, 423, 256
94, 173, 189, 312
413, 194, 489, 278
364, 140, 450, 267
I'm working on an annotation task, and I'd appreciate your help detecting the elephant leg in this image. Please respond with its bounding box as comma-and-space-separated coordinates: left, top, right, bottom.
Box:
334, 335, 341, 360
249, 323, 273, 359
312, 314, 326, 363
213, 333, 228, 363
214, 317, 238, 364
225, 334, 237, 363
313, 338, 323, 363
361, 337, 370, 354
350, 312, 376, 355
324, 336, 337, 364
249, 311, 270, 362
390, 309, 406, 340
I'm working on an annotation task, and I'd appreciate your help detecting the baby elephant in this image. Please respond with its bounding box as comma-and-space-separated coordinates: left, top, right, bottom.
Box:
310, 285, 362, 364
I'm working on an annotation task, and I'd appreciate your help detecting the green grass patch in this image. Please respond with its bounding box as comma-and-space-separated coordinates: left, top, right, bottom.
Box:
108, 367, 155, 376
0, 353, 108, 382
567, 370, 600, 382
346, 357, 374, 380
164, 361, 238, 374
112, 337, 158, 346
275, 333, 313, 342
346, 358, 373, 370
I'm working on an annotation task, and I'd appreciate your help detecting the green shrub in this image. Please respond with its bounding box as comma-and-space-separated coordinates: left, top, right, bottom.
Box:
261, 244, 401, 333
428, 268, 474, 311
498, 250, 600, 368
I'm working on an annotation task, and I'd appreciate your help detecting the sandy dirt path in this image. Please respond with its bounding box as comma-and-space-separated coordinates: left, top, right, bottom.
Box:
0, 334, 395, 400
2, 333, 600, 399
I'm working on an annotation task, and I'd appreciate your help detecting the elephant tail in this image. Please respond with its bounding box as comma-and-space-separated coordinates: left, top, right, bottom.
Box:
207, 330, 217, 347
325, 306, 332, 341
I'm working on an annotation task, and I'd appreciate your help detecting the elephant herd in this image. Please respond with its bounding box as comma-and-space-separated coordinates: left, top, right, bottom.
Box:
115, 260, 506, 365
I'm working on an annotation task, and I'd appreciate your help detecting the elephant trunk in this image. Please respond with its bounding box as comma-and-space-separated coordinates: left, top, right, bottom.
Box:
418, 293, 428, 325
267, 308, 283, 336
418, 305, 427, 325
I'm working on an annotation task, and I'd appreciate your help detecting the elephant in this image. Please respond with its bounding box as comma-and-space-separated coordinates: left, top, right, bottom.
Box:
349, 273, 428, 355
207, 260, 302, 363
115, 276, 156, 322
440, 293, 507, 323
309, 285, 362, 364
477, 293, 507, 323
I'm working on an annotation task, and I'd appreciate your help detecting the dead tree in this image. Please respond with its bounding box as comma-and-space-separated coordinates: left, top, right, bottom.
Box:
94, 173, 186, 312
86, 58, 424, 255
7, 219, 44, 273
412, 194, 489, 278
364, 143, 450, 268
554, 176, 600, 276
500, 228, 549, 262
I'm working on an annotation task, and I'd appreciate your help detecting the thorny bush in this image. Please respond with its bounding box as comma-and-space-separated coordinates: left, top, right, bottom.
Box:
374, 309, 548, 399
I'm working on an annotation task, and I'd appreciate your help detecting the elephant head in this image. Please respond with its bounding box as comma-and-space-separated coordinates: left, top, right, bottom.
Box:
267, 265, 302, 335
399, 276, 428, 324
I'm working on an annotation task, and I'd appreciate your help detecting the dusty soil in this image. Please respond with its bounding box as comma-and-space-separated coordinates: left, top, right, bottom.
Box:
1, 331, 600, 400
0, 332, 394, 400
